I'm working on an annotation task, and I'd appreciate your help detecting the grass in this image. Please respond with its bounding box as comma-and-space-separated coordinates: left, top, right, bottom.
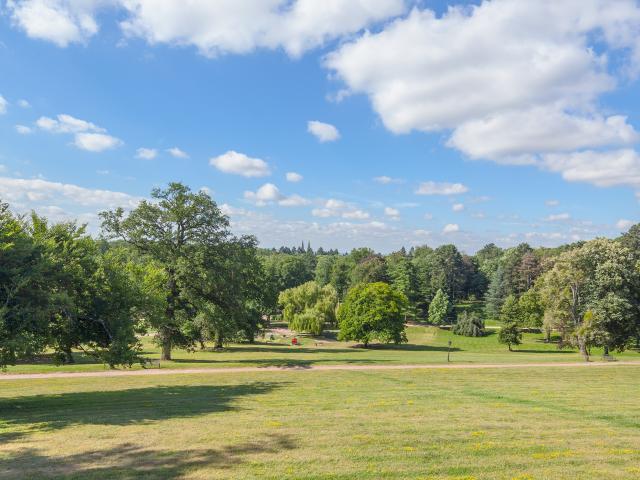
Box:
5, 325, 640, 374
1, 366, 640, 479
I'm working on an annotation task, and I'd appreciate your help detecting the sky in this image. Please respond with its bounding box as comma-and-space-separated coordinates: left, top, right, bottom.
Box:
0, 0, 639, 253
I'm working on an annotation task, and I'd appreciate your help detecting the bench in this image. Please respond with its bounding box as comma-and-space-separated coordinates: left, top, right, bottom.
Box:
143, 358, 161, 369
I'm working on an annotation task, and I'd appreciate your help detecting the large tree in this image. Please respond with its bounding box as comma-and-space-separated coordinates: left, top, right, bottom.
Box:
337, 282, 408, 347
100, 183, 232, 360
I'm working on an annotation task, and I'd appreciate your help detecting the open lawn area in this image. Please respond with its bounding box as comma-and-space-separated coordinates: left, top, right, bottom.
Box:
5, 325, 640, 375
2, 366, 640, 479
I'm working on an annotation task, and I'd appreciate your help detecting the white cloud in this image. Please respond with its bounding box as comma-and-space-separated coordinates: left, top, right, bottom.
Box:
542, 149, 640, 189
74, 132, 122, 152
616, 219, 635, 230
374, 175, 403, 184
423, 213, 433, 220
286, 172, 303, 182
545, 213, 571, 222
36, 113, 122, 152
118, 0, 406, 58
307, 120, 340, 142
449, 109, 638, 163
7, 0, 103, 47
167, 147, 189, 159
210, 150, 271, 177
244, 183, 309, 207
384, 206, 400, 219
135, 147, 157, 160
452, 203, 465, 212
326, 1, 640, 188
545, 199, 560, 207
342, 209, 370, 220
278, 194, 310, 207
0, 95, 7, 114
17, 99, 30, 108
15, 125, 32, 135
443, 223, 459, 234
416, 181, 468, 196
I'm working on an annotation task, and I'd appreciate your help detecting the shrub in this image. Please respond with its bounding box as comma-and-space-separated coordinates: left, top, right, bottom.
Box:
452, 312, 485, 337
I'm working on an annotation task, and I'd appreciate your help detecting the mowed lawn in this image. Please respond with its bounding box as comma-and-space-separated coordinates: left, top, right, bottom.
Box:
6, 325, 640, 374
1, 366, 640, 479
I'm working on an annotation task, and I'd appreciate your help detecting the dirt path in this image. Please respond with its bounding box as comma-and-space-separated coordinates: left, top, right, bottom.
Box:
2, 360, 640, 380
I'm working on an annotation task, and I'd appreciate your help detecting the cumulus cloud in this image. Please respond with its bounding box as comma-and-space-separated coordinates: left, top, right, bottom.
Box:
452, 203, 464, 212
384, 206, 400, 219
135, 147, 157, 159
342, 209, 370, 220
74, 132, 122, 152
312, 198, 369, 220
286, 172, 303, 182
36, 113, 122, 152
118, 0, 406, 58
167, 147, 189, 158
0, 95, 7, 114
443, 223, 459, 234
415, 181, 468, 196
210, 150, 271, 177
17, 99, 30, 108
7, 0, 104, 47
244, 183, 309, 207
307, 120, 340, 142
326, 0, 640, 188
546, 199, 560, 207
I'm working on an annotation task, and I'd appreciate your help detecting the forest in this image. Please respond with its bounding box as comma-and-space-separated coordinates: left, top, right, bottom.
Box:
2, 182, 639, 368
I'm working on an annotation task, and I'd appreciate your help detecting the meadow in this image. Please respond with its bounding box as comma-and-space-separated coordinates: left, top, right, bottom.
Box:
5, 324, 640, 375
2, 365, 640, 479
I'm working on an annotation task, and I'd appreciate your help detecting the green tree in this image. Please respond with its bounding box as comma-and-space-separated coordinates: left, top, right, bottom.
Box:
278, 281, 338, 335
498, 322, 522, 351
351, 254, 388, 285
484, 266, 506, 320
337, 282, 408, 347
499, 294, 522, 325
452, 312, 485, 337
100, 182, 232, 360
518, 288, 544, 328
314, 255, 336, 286
428, 288, 449, 325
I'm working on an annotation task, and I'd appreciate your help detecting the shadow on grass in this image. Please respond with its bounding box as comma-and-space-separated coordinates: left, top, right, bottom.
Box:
356, 344, 463, 353
512, 349, 574, 354
0, 435, 295, 480
0, 381, 285, 441
169, 358, 390, 368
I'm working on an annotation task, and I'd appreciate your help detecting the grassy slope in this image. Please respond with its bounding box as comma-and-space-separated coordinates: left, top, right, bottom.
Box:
5, 325, 640, 374
1, 366, 640, 479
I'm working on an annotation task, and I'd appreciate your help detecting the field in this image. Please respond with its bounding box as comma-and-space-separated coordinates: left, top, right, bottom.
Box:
6, 324, 640, 374
2, 366, 640, 479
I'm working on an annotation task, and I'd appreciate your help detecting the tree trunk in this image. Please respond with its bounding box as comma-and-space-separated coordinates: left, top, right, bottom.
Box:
508, 344, 512, 352
160, 330, 172, 361
63, 346, 75, 364
199, 339, 206, 350
578, 337, 589, 362
603, 345, 610, 357
215, 332, 224, 350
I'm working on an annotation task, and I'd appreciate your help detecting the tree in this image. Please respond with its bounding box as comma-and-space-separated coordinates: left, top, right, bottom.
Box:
386, 251, 418, 309
330, 256, 352, 300
499, 295, 522, 325
428, 288, 449, 325
452, 312, 485, 337
337, 282, 408, 347
429, 245, 466, 302
518, 288, 544, 329
351, 254, 388, 285
100, 182, 233, 360
278, 281, 338, 335
314, 255, 336, 286
484, 266, 506, 320
498, 322, 522, 351
0, 203, 49, 367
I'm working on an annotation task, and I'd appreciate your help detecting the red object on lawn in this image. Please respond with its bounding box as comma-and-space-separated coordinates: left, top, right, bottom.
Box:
292, 337, 298, 345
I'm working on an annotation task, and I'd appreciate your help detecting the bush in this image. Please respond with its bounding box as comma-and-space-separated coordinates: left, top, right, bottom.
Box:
337, 282, 408, 347
290, 309, 325, 336
498, 322, 522, 351
452, 312, 485, 337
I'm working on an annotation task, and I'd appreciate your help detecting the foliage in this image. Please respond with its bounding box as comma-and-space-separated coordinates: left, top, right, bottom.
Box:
428, 289, 450, 325
499, 294, 521, 325
278, 281, 338, 335
452, 312, 485, 337
517, 288, 544, 328
337, 282, 408, 346
498, 322, 522, 351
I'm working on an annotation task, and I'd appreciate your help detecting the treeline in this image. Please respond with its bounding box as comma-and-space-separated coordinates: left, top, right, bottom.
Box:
1, 181, 639, 367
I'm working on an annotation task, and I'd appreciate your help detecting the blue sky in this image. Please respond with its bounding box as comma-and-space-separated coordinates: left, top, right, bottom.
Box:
0, 0, 639, 253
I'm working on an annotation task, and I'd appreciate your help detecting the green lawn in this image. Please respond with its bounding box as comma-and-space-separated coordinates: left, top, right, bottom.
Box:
2, 366, 640, 479
5, 325, 640, 374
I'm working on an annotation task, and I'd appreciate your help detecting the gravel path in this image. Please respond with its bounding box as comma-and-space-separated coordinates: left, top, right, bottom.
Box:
2, 360, 639, 380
